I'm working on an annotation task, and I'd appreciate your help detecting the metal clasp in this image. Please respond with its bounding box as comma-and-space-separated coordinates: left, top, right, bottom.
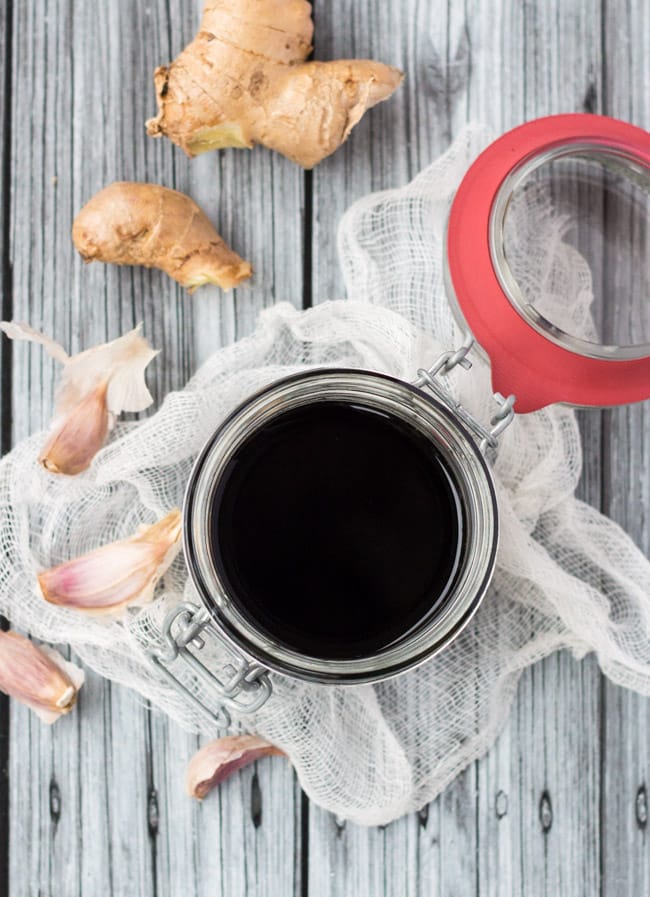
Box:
144, 601, 272, 729
414, 337, 516, 454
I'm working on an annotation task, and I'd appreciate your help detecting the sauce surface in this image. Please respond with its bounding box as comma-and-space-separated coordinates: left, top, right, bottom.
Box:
210, 402, 464, 660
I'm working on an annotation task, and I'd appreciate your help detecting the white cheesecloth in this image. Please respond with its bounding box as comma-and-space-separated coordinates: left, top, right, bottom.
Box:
1, 124, 649, 825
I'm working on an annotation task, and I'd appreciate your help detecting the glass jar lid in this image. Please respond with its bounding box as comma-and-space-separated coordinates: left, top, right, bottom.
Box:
445, 114, 650, 411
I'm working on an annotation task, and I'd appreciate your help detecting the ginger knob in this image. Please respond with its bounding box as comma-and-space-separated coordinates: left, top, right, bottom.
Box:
72, 182, 252, 292
145, 0, 404, 169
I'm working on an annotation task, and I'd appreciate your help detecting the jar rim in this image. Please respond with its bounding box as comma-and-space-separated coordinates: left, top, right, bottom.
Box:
445, 113, 650, 411
183, 369, 499, 684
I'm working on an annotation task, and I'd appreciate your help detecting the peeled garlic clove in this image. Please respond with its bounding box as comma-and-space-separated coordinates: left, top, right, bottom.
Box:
38, 509, 182, 615
40, 381, 111, 475
0, 321, 158, 474
0, 631, 84, 724
186, 735, 286, 800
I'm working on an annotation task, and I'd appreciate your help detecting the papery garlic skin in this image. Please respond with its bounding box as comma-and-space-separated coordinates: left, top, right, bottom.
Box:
58, 327, 158, 417
0, 321, 158, 475
0, 321, 69, 363
37, 509, 182, 615
186, 735, 286, 800
0, 631, 84, 724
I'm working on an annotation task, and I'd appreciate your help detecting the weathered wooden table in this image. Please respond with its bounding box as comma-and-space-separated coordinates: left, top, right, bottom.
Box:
1, 0, 649, 894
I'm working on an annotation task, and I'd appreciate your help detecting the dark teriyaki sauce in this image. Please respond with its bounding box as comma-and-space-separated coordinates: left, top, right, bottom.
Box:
210, 401, 465, 660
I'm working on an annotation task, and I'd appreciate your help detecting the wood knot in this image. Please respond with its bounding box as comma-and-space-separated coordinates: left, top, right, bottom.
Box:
495, 790, 508, 819
418, 803, 430, 828
539, 790, 553, 833
147, 787, 159, 837
250, 772, 262, 828
49, 778, 61, 826
636, 784, 648, 829
583, 81, 598, 114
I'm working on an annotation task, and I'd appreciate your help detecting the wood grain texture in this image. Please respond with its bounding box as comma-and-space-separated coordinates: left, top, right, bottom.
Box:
0, 0, 12, 892
470, 3, 604, 895
2, 0, 650, 895
599, 3, 650, 895
6, 1, 304, 895
308, 2, 605, 896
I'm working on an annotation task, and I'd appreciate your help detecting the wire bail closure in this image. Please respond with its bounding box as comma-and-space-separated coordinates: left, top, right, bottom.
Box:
414, 337, 516, 454
144, 601, 273, 729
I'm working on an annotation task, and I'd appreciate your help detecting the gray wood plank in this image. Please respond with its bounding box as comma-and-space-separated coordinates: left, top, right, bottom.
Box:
308, 2, 483, 893
462, 0, 603, 887
7, 1, 305, 895
142, 2, 306, 894
469, 1, 605, 894
0, 0, 13, 889
8, 1, 161, 893
308, 2, 607, 896
600, 2, 650, 892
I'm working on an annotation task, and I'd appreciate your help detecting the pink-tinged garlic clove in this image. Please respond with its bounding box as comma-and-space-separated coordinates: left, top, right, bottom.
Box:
40, 381, 111, 475
37, 509, 182, 616
0, 321, 158, 475
186, 735, 286, 800
0, 631, 84, 724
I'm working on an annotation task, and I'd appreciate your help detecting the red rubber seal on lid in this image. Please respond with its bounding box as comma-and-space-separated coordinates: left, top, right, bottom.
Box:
446, 114, 650, 412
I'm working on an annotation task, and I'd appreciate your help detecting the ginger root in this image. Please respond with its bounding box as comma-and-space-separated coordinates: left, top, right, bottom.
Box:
72, 182, 252, 292
145, 0, 403, 169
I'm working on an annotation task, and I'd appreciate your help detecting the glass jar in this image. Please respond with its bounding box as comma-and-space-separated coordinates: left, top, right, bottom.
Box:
145, 113, 650, 728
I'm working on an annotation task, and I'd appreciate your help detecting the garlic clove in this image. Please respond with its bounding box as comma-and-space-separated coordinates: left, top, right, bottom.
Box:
0, 631, 84, 724
37, 509, 182, 615
1, 321, 158, 474
40, 381, 111, 475
186, 735, 286, 800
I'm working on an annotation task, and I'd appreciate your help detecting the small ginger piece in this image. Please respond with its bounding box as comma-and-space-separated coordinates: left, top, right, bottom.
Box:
72, 182, 252, 292
145, 0, 404, 169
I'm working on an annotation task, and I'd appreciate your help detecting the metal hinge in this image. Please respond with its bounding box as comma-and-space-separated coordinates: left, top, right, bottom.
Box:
144, 601, 272, 730
414, 337, 516, 454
